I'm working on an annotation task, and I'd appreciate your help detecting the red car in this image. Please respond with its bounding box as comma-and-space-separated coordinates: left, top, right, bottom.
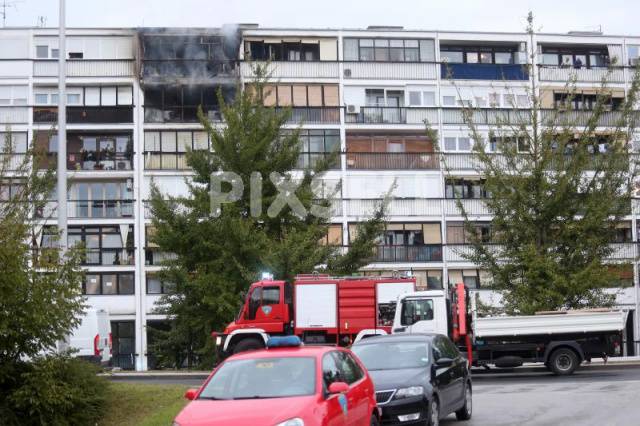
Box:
173, 337, 380, 426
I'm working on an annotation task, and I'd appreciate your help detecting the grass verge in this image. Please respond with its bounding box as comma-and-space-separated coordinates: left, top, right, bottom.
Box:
100, 382, 189, 426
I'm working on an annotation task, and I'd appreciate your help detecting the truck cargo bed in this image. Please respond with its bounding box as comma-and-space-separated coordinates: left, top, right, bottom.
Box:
474, 311, 628, 338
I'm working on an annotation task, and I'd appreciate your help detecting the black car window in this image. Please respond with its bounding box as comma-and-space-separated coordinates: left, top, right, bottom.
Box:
333, 351, 364, 385
262, 286, 280, 305
432, 337, 447, 361
322, 352, 343, 389
441, 337, 461, 359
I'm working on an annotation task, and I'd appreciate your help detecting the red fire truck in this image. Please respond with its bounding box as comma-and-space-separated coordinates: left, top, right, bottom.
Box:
214, 274, 416, 358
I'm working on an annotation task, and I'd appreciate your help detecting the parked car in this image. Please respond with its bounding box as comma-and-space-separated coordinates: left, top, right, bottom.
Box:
351, 334, 472, 426
173, 336, 380, 426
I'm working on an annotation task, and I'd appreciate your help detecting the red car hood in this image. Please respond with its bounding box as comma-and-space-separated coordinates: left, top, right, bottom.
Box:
174, 396, 314, 426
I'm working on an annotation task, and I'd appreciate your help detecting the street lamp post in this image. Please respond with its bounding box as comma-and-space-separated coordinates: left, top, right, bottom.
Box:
57, 0, 67, 252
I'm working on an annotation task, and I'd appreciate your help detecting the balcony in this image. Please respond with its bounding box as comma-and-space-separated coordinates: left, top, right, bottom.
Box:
344, 198, 442, 217
83, 247, 135, 266
241, 61, 340, 79
33, 60, 135, 78
538, 66, 624, 83
444, 243, 636, 262
38, 199, 134, 219
144, 106, 222, 124
441, 108, 530, 125
346, 152, 438, 169
539, 110, 635, 127
373, 245, 443, 262
346, 107, 439, 125
441, 63, 528, 80
33, 106, 134, 124
0, 106, 29, 124
39, 151, 133, 172
144, 152, 190, 170
343, 62, 438, 80
141, 60, 238, 85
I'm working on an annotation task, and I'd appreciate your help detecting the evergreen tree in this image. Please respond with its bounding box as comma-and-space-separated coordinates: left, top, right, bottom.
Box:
148, 69, 386, 368
450, 13, 640, 314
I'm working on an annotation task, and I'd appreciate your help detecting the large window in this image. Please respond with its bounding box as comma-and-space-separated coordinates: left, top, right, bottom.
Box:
0, 85, 27, 105
245, 41, 320, 61
446, 222, 492, 244
0, 132, 27, 153
68, 181, 133, 218
343, 38, 435, 62
448, 269, 489, 289
144, 130, 210, 170
440, 45, 517, 64
540, 46, 608, 68
262, 84, 339, 107
33, 86, 133, 106
146, 275, 174, 294
281, 129, 340, 169
144, 85, 234, 123
84, 272, 135, 295
67, 225, 134, 266
445, 179, 487, 199
349, 222, 441, 245
553, 93, 622, 111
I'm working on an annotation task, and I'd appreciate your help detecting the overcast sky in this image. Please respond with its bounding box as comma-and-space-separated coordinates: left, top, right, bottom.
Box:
3, 0, 639, 36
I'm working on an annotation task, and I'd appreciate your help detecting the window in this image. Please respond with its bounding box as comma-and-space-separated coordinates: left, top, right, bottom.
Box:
441, 45, 518, 64
409, 91, 421, 106
51, 48, 59, 59
445, 179, 486, 199
448, 269, 486, 289
322, 352, 343, 388
541, 46, 609, 69
444, 137, 457, 150
69, 52, 83, 59
442, 96, 456, 106
401, 298, 434, 326
144, 130, 210, 170
36, 45, 49, 58
262, 287, 280, 305
287, 129, 340, 169
68, 225, 133, 266
345, 38, 434, 62
443, 136, 472, 152
0, 132, 27, 153
247, 287, 262, 320
423, 91, 436, 106
35, 94, 48, 104
332, 351, 364, 385
447, 222, 492, 244
83, 272, 135, 295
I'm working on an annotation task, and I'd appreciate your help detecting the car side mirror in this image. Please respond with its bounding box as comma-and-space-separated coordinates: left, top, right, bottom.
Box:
435, 357, 454, 367
328, 381, 349, 394
184, 389, 199, 400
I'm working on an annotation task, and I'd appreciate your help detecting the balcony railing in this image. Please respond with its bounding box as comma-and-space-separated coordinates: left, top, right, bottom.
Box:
373, 245, 443, 262
539, 109, 637, 127
346, 152, 439, 169
441, 63, 529, 80
241, 61, 340, 79
340, 198, 491, 217
33, 59, 135, 77
0, 106, 29, 124
39, 151, 133, 171
283, 107, 341, 124
343, 62, 438, 80
144, 106, 222, 123
346, 107, 438, 125
444, 243, 636, 262
441, 108, 530, 125
538, 65, 625, 83
443, 198, 491, 216
33, 106, 134, 124
141, 60, 238, 82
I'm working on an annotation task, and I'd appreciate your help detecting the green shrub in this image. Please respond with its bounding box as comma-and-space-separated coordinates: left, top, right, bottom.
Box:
0, 355, 107, 426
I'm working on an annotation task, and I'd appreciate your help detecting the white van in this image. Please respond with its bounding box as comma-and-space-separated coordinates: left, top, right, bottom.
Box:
58, 309, 111, 364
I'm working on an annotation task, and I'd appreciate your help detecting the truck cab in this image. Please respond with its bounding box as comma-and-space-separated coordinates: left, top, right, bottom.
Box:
391, 290, 449, 335
225, 280, 292, 336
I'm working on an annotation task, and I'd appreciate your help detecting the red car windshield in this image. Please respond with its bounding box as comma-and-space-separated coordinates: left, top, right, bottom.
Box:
199, 357, 316, 400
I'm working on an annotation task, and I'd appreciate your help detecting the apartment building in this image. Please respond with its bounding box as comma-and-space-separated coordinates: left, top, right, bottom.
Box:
1, 25, 639, 370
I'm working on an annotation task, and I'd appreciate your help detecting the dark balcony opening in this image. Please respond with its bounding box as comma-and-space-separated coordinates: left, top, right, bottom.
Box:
373, 245, 443, 262
540, 45, 610, 68
33, 106, 133, 124
35, 131, 133, 171
553, 93, 623, 111
346, 133, 437, 169
144, 84, 235, 123
440, 43, 528, 80
445, 178, 487, 199
139, 28, 241, 84
245, 40, 320, 61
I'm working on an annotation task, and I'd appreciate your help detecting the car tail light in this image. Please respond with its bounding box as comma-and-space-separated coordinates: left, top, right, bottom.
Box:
94, 334, 101, 356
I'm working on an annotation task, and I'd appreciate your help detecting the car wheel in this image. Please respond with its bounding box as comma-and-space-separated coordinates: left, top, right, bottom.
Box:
232, 337, 264, 354
370, 414, 380, 426
549, 348, 579, 376
455, 382, 472, 421
427, 397, 439, 426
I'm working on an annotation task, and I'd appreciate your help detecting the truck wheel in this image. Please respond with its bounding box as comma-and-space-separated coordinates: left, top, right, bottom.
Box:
548, 348, 579, 375
232, 337, 264, 355
455, 382, 472, 420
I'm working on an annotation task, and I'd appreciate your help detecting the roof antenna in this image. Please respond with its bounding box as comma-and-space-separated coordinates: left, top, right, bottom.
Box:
0, 0, 23, 27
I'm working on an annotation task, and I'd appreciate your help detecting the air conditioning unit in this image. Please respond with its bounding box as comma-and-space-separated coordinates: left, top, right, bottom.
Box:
347, 104, 359, 114
343, 68, 352, 78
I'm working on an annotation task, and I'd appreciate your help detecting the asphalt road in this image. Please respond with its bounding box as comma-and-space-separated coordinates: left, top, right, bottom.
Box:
109, 365, 640, 425
441, 366, 640, 426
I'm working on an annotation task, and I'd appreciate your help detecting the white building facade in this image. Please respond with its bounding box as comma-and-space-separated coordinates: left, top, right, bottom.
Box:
1, 25, 639, 370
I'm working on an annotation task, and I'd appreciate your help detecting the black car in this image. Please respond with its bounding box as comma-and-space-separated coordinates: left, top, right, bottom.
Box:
351, 333, 471, 426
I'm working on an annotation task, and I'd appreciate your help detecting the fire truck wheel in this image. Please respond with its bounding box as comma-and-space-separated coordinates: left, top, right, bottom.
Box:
548, 347, 579, 375
232, 337, 264, 354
